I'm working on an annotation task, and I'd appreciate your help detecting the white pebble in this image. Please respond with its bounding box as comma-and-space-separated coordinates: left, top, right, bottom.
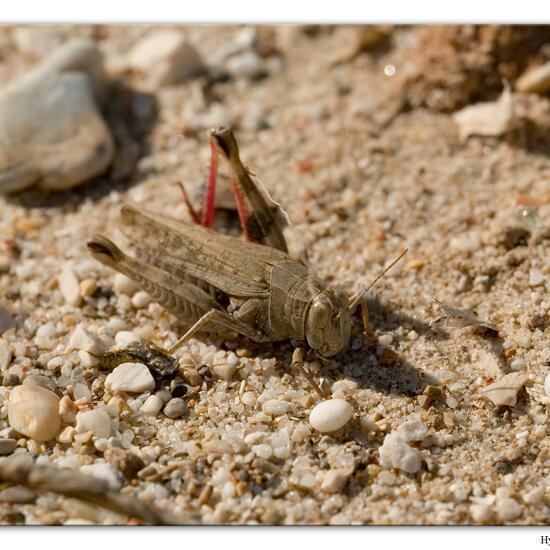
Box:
496, 498, 523, 521
126, 29, 206, 87
523, 487, 544, 505
93, 438, 109, 452
378, 433, 422, 474
252, 444, 273, 459
321, 469, 350, 493
510, 358, 523, 371
227, 352, 239, 366
378, 470, 397, 486
74, 383, 91, 401
470, 503, 493, 523
113, 273, 139, 295
309, 399, 353, 433
529, 268, 544, 287
131, 291, 152, 309
76, 408, 111, 438
140, 395, 164, 416
68, 324, 105, 356
395, 419, 428, 442
378, 334, 393, 346
8, 385, 61, 441
211, 363, 237, 381
58, 263, 81, 307
36, 323, 56, 339
544, 374, 550, 397
262, 399, 292, 416
78, 350, 100, 367
105, 363, 155, 393
114, 331, 142, 347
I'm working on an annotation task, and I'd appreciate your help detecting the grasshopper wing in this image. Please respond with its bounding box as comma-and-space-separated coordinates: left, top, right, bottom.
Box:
119, 204, 290, 298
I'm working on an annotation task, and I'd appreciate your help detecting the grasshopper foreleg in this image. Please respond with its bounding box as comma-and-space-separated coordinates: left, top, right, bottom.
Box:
292, 347, 327, 399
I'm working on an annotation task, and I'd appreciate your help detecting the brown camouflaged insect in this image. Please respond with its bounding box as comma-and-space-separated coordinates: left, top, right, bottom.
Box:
88, 127, 405, 396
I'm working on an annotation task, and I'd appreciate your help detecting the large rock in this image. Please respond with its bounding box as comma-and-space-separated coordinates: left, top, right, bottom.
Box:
0, 39, 114, 193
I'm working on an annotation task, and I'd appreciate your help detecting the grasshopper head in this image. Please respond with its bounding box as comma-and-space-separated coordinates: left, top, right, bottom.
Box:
306, 288, 351, 357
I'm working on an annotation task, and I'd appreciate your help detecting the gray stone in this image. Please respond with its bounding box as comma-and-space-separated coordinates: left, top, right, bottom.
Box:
2, 373, 20, 387
0, 40, 114, 194
0, 438, 17, 455
0, 306, 15, 334
163, 398, 189, 419
32, 39, 106, 103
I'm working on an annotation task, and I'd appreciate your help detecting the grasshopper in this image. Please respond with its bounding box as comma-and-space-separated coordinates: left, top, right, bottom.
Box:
88, 127, 405, 397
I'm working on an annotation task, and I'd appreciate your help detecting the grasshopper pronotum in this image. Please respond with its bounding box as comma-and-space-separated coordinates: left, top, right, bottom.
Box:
88, 127, 405, 397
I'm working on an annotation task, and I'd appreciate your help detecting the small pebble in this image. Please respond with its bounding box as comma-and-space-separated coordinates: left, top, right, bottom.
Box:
309, 399, 353, 433
496, 498, 523, 521
36, 323, 56, 339
2, 373, 20, 387
58, 263, 81, 307
131, 291, 152, 309
8, 385, 61, 441
164, 398, 189, 419
252, 443, 273, 459
169, 382, 186, 398
113, 273, 140, 295
140, 395, 164, 416
68, 324, 105, 356
73, 382, 92, 401
79, 278, 97, 297
0, 438, 17, 455
528, 268, 544, 287
516, 61, 550, 94
378, 470, 397, 486
395, 420, 428, 442
126, 29, 206, 86
482, 373, 527, 407
510, 358, 523, 371
105, 362, 155, 393
0, 305, 16, 334
78, 349, 100, 368
321, 469, 350, 493
211, 363, 237, 381
114, 331, 142, 347
378, 433, 422, 474
523, 487, 544, 505
378, 334, 393, 346
262, 399, 292, 416
470, 503, 494, 523
57, 426, 75, 444
76, 408, 111, 438
544, 374, 550, 397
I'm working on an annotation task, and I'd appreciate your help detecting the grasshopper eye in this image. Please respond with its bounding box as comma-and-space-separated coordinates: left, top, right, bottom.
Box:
311, 300, 330, 327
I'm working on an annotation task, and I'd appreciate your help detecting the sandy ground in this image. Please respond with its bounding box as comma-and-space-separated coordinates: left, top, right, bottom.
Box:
0, 24, 549, 525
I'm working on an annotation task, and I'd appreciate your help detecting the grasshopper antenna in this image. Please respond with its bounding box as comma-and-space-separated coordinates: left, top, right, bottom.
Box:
348, 248, 408, 310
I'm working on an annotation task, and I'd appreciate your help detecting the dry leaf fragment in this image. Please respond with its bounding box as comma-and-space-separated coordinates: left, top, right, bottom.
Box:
481, 372, 528, 407
453, 86, 515, 142
431, 298, 498, 332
